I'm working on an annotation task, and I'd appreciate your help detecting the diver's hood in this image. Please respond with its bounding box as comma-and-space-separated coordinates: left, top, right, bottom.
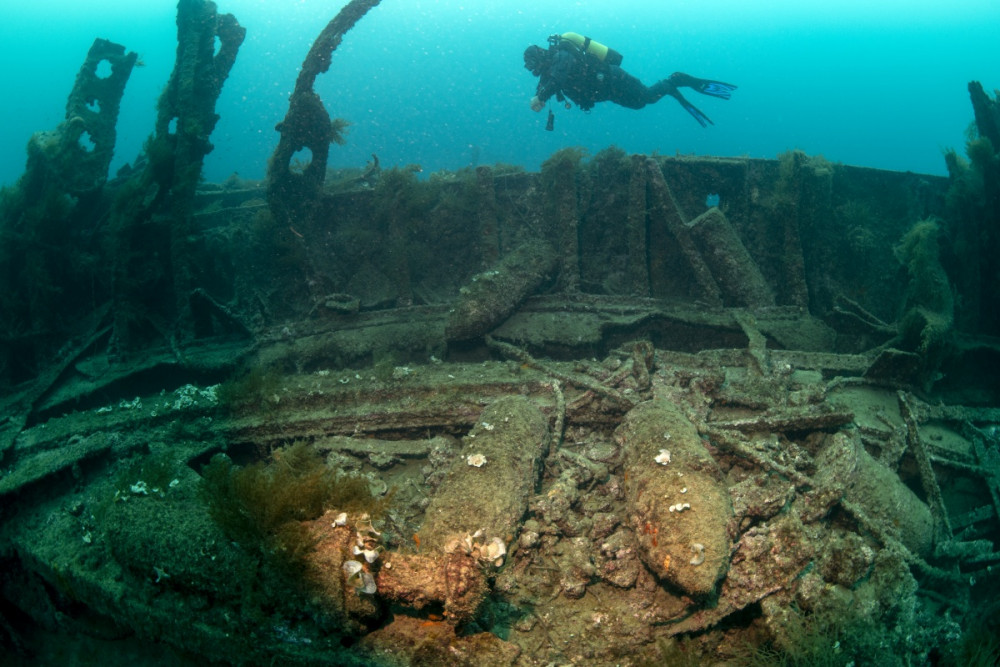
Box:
523, 45, 547, 76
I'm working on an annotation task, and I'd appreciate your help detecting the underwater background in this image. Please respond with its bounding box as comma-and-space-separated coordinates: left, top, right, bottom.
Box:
3, 0, 999, 187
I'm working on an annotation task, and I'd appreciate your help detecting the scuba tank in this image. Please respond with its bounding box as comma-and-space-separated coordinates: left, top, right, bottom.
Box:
551, 32, 623, 67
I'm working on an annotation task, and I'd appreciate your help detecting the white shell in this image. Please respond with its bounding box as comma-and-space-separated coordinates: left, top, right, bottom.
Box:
466, 453, 488, 467
359, 572, 377, 595
485, 537, 506, 561
655, 449, 671, 465
342, 560, 363, 578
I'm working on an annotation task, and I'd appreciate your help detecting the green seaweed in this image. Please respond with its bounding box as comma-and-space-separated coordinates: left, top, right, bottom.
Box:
588, 145, 628, 172
777, 149, 833, 185
371, 166, 437, 227
492, 163, 525, 176
894, 219, 954, 316
540, 146, 588, 186
648, 636, 702, 666
945, 607, 1000, 667
215, 364, 284, 414
372, 348, 399, 383
966, 135, 997, 171
330, 117, 350, 146
893, 218, 955, 386
735, 605, 910, 667
943, 112, 1000, 336
198, 441, 383, 579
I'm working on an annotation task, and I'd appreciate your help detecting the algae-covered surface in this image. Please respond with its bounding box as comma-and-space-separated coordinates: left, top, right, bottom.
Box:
2, 341, 999, 666
3, 1, 1000, 665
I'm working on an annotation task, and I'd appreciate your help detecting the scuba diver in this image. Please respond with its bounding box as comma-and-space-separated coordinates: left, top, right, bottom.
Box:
524, 33, 736, 129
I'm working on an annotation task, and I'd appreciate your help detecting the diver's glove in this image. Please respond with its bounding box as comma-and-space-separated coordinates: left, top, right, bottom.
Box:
530, 96, 544, 112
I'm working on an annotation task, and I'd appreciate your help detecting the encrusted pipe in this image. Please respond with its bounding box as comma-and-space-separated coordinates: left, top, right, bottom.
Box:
418, 396, 550, 552
617, 398, 732, 597
645, 158, 722, 305
686, 207, 775, 307
445, 240, 556, 341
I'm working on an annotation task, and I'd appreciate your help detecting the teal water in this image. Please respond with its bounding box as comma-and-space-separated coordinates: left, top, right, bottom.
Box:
2, 0, 998, 186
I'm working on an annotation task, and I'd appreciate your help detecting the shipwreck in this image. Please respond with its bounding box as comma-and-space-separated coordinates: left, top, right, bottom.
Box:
2, 1, 1000, 665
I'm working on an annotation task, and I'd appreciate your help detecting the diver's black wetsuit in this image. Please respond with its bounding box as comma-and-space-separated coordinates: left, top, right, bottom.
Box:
527, 41, 736, 127
535, 47, 665, 111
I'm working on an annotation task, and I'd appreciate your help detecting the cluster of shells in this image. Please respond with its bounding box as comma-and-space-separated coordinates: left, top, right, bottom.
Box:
339, 512, 382, 594
444, 529, 507, 567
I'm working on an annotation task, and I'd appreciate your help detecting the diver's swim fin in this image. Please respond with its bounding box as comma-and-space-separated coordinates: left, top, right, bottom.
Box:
663, 87, 714, 127
697, 80, 737, 99
680, 100, 713, 127
668, 72, 737, 100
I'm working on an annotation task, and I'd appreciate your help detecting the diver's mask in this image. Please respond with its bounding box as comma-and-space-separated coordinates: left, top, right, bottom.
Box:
523, 45, 547, 76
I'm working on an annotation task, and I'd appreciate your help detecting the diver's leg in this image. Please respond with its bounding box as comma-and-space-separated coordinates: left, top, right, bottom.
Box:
667, 72, 737, 99
606, 68, 651, 109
